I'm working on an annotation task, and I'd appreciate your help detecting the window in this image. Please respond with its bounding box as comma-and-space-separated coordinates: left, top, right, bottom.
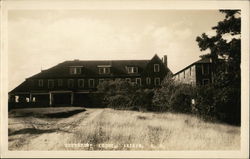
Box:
201, 64, 209, 75
154, 64, 160, 72
99, 67, 110, 74
89, 79, 95, 88
135, 78, 141, 86
178, 74, 180, 80
48, 80, 54, 88
127, 67, 138, 74
125, 78, 131, 82
68, 79, 74, 88
183, 70, 185, 78
154, 78, 160, 86
205, 64, 209, 75
38, 79, 43, 87
99, 79, 104, 84
58, 79, 63, 87
202, 79, 210, 85
146, 77, 151, 85
201, 65, 204, 75
78, 79, 84, 88
69, 67, 82, 75
190, 67, 192, 76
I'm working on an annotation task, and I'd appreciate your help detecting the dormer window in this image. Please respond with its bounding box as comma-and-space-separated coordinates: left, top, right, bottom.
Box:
127, 66, 138, 74
154, 64, 160, 72
69, 66, 82, 75
98, 65, 111, 74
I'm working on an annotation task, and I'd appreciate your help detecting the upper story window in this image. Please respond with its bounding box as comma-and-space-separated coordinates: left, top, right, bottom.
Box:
78, 79, 84, 88
98, 65, 111, 74
48, 79, 54, 88
127, 66, 138, 74
99, 67, 110, 74
201, 64, 210, 75
38, 79, 43, 87
154, 64, 160, 72
68, 79, 74, 88
183, 70, 185, 78
58, 79, 63, 87
69, 66, 82, 75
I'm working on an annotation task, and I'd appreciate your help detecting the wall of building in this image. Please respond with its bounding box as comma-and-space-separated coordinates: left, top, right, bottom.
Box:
195, 63, 212, 85
174, 65, 196, 86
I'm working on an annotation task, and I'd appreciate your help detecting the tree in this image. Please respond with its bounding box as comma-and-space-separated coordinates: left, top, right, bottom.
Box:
196, 10, 241, 125
196, 10, 241, 87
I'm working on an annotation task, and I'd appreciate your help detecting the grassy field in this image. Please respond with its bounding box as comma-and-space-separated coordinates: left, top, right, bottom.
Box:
67, 108, 240, 150
8, 108, 240, 150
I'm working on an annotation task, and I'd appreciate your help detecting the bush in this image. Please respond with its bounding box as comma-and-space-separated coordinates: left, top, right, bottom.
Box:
194, 85, 241, 125
170, 85, 193, 113
152, 78, 195, 113
97, 80, 153, 111
107, 95, 131, 109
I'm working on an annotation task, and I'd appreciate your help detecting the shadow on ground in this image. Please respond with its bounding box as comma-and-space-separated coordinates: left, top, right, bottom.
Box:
10, 109, 85, 118
9, 128, 57, 136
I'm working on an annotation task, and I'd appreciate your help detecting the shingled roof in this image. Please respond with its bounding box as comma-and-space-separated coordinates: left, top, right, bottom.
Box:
29, 59, 151, 79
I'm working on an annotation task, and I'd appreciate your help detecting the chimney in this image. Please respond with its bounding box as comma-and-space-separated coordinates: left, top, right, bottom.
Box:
163, 55, 168, 67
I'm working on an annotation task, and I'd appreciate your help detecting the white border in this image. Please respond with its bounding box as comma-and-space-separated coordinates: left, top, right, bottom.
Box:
1, 0, 249, 158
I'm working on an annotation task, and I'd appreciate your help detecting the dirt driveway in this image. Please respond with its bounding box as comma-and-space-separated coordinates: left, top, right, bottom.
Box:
8, 108, 104, 150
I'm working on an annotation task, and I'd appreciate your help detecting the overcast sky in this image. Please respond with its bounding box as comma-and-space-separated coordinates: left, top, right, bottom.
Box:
8, 10, 224, 91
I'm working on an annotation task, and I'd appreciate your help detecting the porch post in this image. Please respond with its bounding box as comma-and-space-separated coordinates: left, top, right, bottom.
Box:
49, 92, 53, 106
29, 93, 32, 102
71, 92, 74, 106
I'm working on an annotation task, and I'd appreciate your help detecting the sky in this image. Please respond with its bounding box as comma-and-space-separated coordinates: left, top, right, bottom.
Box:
8, 10, 225, 91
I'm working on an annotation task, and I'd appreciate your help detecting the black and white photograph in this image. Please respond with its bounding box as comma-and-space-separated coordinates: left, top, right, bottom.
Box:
0, 0, 249, 158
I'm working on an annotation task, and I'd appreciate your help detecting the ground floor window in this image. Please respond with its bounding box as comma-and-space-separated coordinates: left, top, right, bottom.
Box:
58, 79, 63, 87
125, 78, 131, 82
154, 77, 161, 86
99, 79, 104, 84
68, 79, 74, 88
38, 79, 43, 87
89, 79, 95, 88
135, 78, 141, 86
78, 79, 84, 88
48, 79, 54, 88
202, 79, 210, 85
146, 77, 151, 85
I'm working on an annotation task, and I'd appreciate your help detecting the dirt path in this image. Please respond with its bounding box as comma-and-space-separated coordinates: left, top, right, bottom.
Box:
8, 108, 104, 150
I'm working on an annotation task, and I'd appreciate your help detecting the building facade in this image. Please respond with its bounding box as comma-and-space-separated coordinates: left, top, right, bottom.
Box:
173, 58, 212, 86
9, 54, 172, 107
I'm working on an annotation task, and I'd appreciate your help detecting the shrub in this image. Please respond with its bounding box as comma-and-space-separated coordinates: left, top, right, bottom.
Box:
97, 80, 153, 111
194, 85, 241, 125
152, 78, 195, 113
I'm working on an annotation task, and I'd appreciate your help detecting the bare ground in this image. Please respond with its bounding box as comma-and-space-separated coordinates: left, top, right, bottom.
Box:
8, 108, 240, 151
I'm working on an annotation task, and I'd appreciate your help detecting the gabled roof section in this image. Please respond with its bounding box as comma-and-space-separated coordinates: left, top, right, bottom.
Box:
9, 80, 30, 94
173, 57, 212, 76
28, 59, 151, 79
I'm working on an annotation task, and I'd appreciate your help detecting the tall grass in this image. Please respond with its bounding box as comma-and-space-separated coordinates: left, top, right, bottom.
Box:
67, 109, 240, 150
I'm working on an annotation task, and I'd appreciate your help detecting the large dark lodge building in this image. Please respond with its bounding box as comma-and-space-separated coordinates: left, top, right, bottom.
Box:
9, 55, 172, 107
